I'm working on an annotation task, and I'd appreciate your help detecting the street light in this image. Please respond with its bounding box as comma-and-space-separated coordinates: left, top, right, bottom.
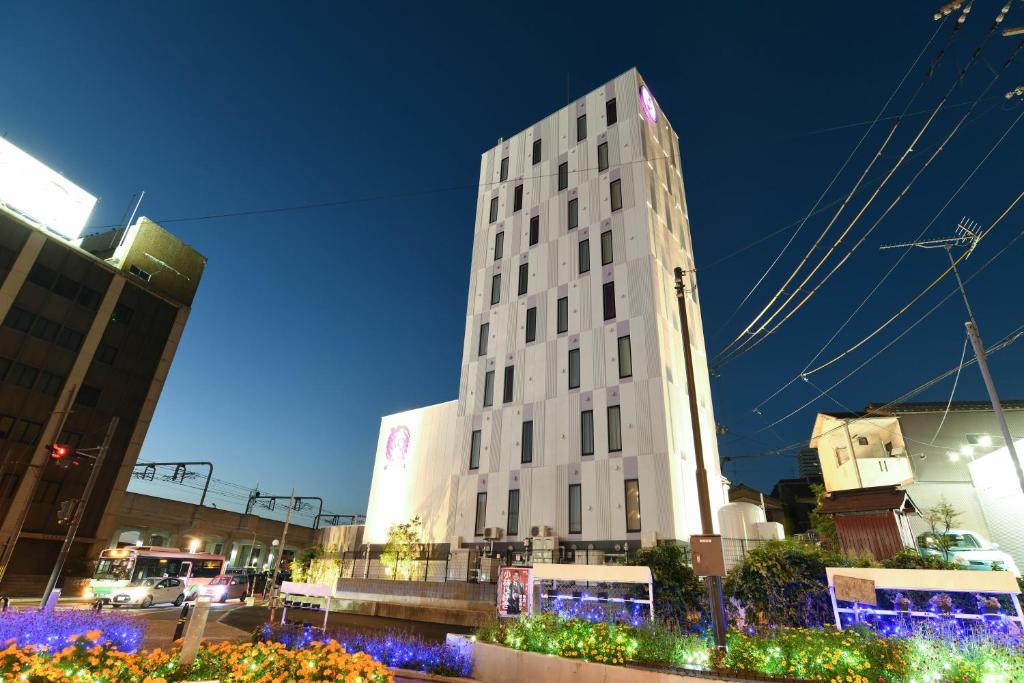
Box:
188, 538, 200, 554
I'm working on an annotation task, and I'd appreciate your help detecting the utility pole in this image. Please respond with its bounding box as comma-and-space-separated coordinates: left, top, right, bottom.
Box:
881, 219, 1024, 494
267, 487, 295, 624
673, 267, 727, 650
39, 417, 118, 609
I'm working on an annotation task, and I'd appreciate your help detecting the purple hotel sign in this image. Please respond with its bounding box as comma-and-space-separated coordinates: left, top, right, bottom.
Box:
639, 85, 657, 125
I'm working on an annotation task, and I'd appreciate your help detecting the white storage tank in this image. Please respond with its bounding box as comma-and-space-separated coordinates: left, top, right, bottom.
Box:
718, 502, 767, 540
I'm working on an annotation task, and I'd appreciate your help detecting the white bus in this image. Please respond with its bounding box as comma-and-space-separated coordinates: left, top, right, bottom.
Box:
86, 546, 225, 603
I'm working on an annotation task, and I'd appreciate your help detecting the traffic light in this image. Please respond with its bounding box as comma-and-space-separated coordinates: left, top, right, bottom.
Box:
48, 444, 71, 467
56, 499, 78, 525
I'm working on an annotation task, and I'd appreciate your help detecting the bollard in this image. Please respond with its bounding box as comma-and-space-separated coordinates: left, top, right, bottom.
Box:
0, 596, 8, 613
179, 597, 211, 667
172, 603, 191, 642
93, 599, 103, 612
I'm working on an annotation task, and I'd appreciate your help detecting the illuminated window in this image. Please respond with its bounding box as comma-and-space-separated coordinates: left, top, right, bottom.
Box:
597, 142, 609, 172
469, 430, 481, 469
503, 365, 514, 403
521, 421, 533, 463
581, 410, 594, 455
499, 157, 509, 182
514, 184, 523, 212
610, 179, 622, 212
568, 484, 582, 534
606, 98, 617, 125
576, 114, 587, 142
568, 348, 580, 390
507, 489, 520, 535
558, 162, 568, 191
603, 281, 616, 320
489, 196, 499, 223
608, 405, 622, 452
490, 274, 501, 305
568, 198, 578, 230
475, 492, 487, 536
618, 335, 632, 378
494, 231, 504, 260
557, 297, 568, 334
525, 307, 537, 343
529, 215, 540, 245
478, 322, 489, 356
532, 139, 541, 165
601, 230, 613, 265
518, 263, 528, 296
483, 371, 494, 407
624, 479, 641, 532
578, 239, 590, 274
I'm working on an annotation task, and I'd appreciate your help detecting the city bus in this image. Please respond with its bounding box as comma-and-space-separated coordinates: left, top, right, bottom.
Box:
86, 546, 226, 604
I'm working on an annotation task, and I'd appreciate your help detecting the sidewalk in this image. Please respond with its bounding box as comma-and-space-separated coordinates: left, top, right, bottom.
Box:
140, 608, 251, 651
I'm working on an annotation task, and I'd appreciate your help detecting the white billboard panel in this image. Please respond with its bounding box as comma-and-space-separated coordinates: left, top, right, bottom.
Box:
0, 137, 97, 240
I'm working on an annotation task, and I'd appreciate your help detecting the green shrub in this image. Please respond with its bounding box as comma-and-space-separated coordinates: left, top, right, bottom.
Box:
631, 621, 709, 668
625, 543, 705, 629
493, 613, 639, 665
880, 547, 957, 570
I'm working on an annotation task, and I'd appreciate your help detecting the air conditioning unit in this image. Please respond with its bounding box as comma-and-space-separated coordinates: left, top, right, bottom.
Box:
530, 525, 554, 537
890, 447, 907, 457
483, 527, 504, 540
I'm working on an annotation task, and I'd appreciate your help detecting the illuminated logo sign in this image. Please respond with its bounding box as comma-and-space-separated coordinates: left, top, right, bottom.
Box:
385, 425, 411, 463
639, 85, 658, 125
0, 137, 97, 241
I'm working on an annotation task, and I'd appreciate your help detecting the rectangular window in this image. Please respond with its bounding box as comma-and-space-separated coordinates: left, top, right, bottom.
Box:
53, 275, 79, 300
606, 98, 617, 125
490, 274, 501, 305
624, 479, 641, 532
601, 230, 613, 265
75, 384, 101, 407
494, 231, 504, 260
597, 142, 609, 172
27, 263, 57, 289
578, 239, 590, 274
521, 421, 533, 463
483, 371, 494, 407
558, 162, 568, 191
478, 322, 489, 356
500, 156, 509, 182
475, 492, 487, 536
569, 484, 582, 534
532, 139, 541, 165
618, 335, 632, 378
37, 371, 63, 396
557, 296, 568, 333
96, 342, 118, 365
529, 215, 540, 245
503, 365, 514, 403
9, 363, 38, 389
3, 306, 35, 333
603, 281, 616, 320
581, 411, 594, 455
568, 198, 578, 230
518, 262, 528, 296
111, 303, 134, 325
56, 327, 84, 352
568, 348, 580, 389
525, 307, 537, 343
610, 179, 622, 212
576, 114, 587, 142
77, 287, 101, 311
507, 489, 520, 536
608, 405, 622, 452
469, 430, 481, 469
489, 196, 499, 223
514, 184, 523, 212
30, 316, 59, 343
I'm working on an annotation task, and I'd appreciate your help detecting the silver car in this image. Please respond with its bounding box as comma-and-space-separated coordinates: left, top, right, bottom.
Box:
111, 577, 187, 608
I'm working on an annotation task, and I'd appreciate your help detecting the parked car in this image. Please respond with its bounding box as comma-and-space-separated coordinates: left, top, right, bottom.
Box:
198, 574, 249, 602
110, 578, 186, 608
918, 529, 1021, 577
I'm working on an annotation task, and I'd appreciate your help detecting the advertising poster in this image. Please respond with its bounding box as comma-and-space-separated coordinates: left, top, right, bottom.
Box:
497, 566, 531, 617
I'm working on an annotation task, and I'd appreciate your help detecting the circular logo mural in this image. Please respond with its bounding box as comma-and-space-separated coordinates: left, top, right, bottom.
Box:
639, 85, 657, 125
386, 425, 411, 463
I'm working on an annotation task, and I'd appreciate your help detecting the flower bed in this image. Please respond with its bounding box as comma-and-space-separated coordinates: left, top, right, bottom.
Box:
0, 609, 145, 652
258, 622, 472, 677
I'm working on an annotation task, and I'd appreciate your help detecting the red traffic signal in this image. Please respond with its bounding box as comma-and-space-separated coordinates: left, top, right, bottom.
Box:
48, 444, 71, 460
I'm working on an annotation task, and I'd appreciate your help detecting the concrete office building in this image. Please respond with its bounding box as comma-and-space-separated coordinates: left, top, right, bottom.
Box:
0, 138, 205, 592
363, 69, 725, 555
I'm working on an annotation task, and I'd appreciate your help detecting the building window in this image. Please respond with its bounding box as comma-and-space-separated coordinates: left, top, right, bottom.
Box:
532, 139, 541, 165
568, 198, 578, 230
529, 215, 540, 245
835, 446, 850, 466
30, 316, 60, 343
606, 98, 617, 125
3, 306, 35, 333
489, 196, 499, 223
27, 263, 57, 289
576, 114, 587, 142
581, 410, 594, 455
568, 348, 580, 389
483, 371, 494, 407
507, 489, 520, 536
624, 479, 641, 532
569, 484, 582, 534
522, 421, 533, 463
475, 492, 487, 536
601, 230, 613, 265
494, 231, 504, 260
55, 327, 84, 352
597, 142, 609, 172
478, 322, 489, 356
558, 162, 568, 191
525, 307, 537, 343
12, 419, 42, 445
608, 405, 622, 452
53, 275, 80, 300
603, 281, 616, 320
610, 179, 622, 212
618, 335, 632, 378
500, 157, 509, 182
77, 287, 101, 311
469, 430, 481, 469
128, 264, 152, 282
490, 274, 501, 305
503, 365, 514, 403
518, 263, 528, 296
75, 384, 101, 407
111, 303, 134, 325
514, 184, 524, 212
557, 296, 568, 333
856, 436, 869, 446
37, 371, 63, 396
8, 363, 38, 389
96, 342, 118, 365
578, 239, 590, 274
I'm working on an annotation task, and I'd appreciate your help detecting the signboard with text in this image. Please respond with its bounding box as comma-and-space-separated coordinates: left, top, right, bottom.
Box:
497, 566, 531, 617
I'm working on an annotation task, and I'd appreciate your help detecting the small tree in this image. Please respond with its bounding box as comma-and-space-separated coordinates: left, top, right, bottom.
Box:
626, 543, 705, 629
922, 498, 962, 562
379, 515, 422, 580
808, 484, 839, 552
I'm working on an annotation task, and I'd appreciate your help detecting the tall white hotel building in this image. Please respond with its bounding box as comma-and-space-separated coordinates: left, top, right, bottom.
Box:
364, 69, 724, 554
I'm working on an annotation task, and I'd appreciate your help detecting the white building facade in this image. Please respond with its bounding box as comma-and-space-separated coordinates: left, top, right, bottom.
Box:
364, 69, 724, 553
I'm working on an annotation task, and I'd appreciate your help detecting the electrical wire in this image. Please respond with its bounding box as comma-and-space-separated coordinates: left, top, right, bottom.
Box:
929, 337, 969, 445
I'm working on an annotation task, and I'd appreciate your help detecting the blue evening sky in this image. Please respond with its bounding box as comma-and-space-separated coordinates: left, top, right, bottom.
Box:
3, 2, 1023, 522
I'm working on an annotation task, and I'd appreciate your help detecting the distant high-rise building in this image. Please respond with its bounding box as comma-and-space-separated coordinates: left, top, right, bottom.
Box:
362, 69, 725, 552
0, 138, 205, 592
798, 447, 822, 480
